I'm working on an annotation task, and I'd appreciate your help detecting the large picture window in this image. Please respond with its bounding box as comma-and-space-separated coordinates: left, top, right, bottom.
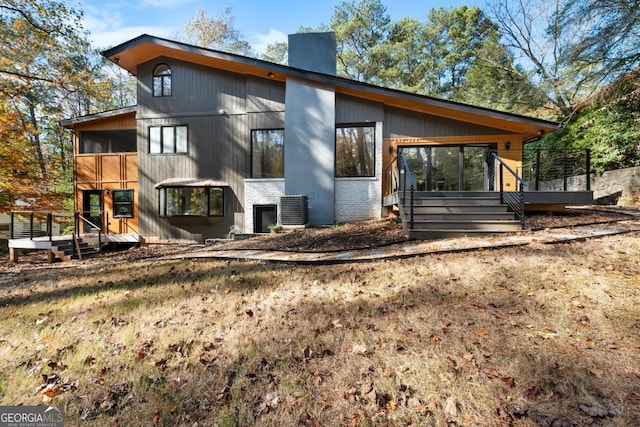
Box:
251, 129, 284, 178
153, 64, 172, 97
149, 125, 188, 154
158, 186, 224, 217
112, 189, 134, 218
336, 125, 375, 177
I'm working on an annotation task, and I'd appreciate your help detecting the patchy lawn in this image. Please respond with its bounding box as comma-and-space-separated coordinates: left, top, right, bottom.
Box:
0, 230, 639, 425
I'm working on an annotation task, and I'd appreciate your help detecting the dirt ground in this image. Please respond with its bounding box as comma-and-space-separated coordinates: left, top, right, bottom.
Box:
0, 207, 634, 271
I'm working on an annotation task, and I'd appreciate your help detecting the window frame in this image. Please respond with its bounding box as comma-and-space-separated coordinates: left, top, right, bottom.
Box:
149, 125, 188, 154
158, 186, 225, 217
335, 124, 376, 178
152, 63, 172, 97
251, 128, 285, 178
112, 189, 134, 218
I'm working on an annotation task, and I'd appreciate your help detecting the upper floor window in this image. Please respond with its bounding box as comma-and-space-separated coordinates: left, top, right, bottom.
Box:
336, 124, 375, 177
79, 130, 136, 154
251, 129, 284, 178
149, 125, 188, 154
153, 64, 172, 97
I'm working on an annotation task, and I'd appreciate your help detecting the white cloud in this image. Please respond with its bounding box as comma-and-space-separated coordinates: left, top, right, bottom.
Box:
138, 0, 192, 7
82, 4, 124, 35
89, 26, 175, 49
80, 2, 177, 49
251, 28, 287, 55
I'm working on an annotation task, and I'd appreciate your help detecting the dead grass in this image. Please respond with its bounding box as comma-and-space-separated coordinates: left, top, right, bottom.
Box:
1, 233, 639, 426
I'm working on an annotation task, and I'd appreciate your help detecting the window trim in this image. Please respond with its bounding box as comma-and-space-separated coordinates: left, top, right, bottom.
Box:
112, 189, 134, 218
335, 123, 376, 178
251, 128, 285, 178
152, 63, 172, 97
158, 185, 225, 218
149, 125, 188, 154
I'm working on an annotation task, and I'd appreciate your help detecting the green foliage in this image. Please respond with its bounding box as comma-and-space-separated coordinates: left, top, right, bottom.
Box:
331, 0, 392, 84
535, 73, 640, 174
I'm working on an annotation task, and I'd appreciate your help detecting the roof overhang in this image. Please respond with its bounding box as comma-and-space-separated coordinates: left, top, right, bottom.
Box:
101, 34, 559, 140
59, 106, 136, 129
154, 178, 229, 189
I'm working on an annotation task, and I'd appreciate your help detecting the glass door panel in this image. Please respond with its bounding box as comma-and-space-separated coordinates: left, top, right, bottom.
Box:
463, 146, 489, 191
82, 190, 103, 232
430, 146, 460, 191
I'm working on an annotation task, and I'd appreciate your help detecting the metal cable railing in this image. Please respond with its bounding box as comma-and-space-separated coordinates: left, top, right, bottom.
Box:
399, 152, 416, 230
490, 153, 525, 228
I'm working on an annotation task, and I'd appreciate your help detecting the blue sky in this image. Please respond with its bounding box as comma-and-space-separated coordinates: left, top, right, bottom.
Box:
74, 0, 481, 54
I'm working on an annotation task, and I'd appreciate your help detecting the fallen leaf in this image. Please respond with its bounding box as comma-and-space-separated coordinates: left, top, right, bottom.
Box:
41, 384, 62, 402
501, 377, 515, 388
444, 396, 459, 417
351, 344, 367, 355
589, 368, 604, 378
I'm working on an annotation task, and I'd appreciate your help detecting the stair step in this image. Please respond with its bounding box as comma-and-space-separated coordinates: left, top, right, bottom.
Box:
403, 212, 516, 221
402, 205, 510, 213
401, 197, 503, 207
407, 229, 516, 240
407, 219, 521, 231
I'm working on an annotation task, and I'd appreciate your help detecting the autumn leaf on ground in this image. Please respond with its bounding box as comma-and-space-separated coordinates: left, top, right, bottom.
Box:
41, 384, 62, 402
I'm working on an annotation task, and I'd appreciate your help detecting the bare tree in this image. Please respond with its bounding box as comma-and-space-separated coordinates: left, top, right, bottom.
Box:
487, 0, 597, 118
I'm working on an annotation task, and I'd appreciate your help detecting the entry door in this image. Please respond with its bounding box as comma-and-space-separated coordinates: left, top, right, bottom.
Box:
82, 190, 103, 232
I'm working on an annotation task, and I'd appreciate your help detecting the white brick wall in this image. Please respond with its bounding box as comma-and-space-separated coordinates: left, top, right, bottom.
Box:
243, 179, 285, 233
334, 122, 383, 223
244, 122, 383, 229
335, 178, 382, 222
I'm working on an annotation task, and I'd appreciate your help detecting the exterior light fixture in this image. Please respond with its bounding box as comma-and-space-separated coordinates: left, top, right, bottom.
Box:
505, 141, 511, 150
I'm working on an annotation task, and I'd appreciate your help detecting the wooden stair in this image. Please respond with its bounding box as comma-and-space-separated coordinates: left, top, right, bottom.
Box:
399, 191, 522, 239
49, 237, 100, 261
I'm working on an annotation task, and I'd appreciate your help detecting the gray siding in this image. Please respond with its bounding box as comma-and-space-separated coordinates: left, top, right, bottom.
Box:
384, 106, 510, 138
136, 58, 285, 242
336, 94, 384, 123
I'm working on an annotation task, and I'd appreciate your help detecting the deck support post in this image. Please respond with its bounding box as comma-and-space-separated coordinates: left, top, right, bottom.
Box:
9, 247, 19, 262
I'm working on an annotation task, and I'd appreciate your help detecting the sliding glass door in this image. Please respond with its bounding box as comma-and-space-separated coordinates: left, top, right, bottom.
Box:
400, 145, 493, 191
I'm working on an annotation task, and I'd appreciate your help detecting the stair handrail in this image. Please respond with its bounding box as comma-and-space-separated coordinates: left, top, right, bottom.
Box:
399, 151, 416, 230
491, 152, 525, 228
75, 213, 103, 257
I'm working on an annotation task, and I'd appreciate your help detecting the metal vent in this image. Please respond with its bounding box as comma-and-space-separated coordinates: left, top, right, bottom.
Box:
280, 195, 308, 225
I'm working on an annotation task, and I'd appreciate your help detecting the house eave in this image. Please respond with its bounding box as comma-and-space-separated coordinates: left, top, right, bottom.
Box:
101, 34, 559, 138
59, 106, 137, 128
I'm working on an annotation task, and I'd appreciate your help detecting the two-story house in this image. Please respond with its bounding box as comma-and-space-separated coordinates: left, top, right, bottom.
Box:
60, 32, 590, 244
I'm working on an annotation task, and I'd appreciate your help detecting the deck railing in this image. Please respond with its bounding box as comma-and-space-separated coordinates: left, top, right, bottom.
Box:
489, 153, 525, 228
398, 152, 416, 230
519, 148, 591, 191
10, 211, 74, 240
9, 211, 103, 258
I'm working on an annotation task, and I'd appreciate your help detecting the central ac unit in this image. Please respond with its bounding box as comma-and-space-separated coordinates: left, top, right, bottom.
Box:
280, 195, 308, 225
